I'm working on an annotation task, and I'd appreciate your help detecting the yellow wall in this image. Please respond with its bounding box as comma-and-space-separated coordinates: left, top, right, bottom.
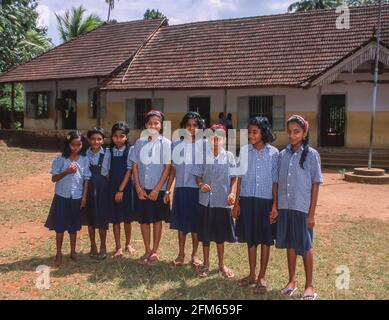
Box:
347, 112, 389, 148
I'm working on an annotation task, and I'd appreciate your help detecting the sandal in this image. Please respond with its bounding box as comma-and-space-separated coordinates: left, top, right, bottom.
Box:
238, 276, 256, 287
191, 256, 202, 268
219, 266, 234, 279
301, 293, 318, 300
280, 287, 298, 297
171, 255, 185, 267
197, 265, 210, 278
148, 254, 159, 266
254, 281, 269, 294
98, 251, 107, 260
138, 253, 150, 265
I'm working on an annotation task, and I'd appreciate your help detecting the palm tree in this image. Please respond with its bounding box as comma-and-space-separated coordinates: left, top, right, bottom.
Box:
288, 0, 341, 12
55, 6, 102, 43
143, 9, 166, 20
105, 0, 119, 22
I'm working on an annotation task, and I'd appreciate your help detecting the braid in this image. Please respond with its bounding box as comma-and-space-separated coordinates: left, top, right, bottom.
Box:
299, 133, 310, 169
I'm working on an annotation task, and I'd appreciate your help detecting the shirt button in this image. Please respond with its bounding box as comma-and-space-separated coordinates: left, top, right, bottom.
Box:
288, 173, 291, 176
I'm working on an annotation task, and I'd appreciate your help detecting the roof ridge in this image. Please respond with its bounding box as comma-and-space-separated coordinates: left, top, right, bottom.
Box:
163, 3, 389, 28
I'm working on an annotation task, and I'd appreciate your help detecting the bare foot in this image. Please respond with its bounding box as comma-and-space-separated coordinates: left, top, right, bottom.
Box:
113, 248, 124, 259
70, 252, 78, 262
54, 254, 62, 268
90, 244, 98, 258
126, 245, 136, 255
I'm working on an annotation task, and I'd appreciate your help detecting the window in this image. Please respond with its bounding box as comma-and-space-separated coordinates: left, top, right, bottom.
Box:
126, 98, 164, 130
88, 88, 98, 119
26, 92, 49, 119
249, 96, 273, 124
237, 95, 285, 131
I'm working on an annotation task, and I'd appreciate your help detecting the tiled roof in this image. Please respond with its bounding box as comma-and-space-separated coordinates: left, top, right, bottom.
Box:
0, 18, 165, 83
102, 4, 389, 90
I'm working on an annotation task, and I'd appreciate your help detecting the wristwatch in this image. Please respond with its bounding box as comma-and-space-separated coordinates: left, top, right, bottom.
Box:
165, 190, 171, 195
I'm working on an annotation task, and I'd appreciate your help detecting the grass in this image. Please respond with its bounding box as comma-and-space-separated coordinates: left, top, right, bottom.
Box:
0, 146, 388, 300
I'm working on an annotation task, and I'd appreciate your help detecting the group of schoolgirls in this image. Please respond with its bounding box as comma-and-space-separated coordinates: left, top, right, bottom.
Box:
45, 109, 323, 300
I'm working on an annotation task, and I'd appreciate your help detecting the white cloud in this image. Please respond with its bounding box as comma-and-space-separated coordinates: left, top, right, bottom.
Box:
36, 4, 52, 28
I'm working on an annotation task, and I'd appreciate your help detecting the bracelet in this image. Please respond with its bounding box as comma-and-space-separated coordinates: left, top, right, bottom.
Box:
117, 190, 124, 193
165, 190, 170, 195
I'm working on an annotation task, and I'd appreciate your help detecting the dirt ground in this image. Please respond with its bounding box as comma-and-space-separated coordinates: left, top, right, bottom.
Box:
0, 168, 388, 251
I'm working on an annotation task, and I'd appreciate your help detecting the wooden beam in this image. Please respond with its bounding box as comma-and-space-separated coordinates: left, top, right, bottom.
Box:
10, 83, 15, 129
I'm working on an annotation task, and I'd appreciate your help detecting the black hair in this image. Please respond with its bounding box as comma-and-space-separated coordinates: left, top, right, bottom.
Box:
180, 111, 205, 130
218, 112, 224, 119
248, 116, 275, 144
287, 116, 310, 169
145, 109, 165, 124
62, 130, 86, 158
87, 127, 105, 139
227, 113, 232, 120
110, 121, 130, 151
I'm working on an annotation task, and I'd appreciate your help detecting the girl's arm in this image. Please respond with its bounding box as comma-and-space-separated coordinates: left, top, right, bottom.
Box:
163, 166, 176, 204
115, 169, 132, 203
307, 183, 320, 228
195, 176, 211, 193
231, 178, 241, 218
227, 177, 237, 206
149, 164, 171, 201
51, 163, 76, 182
133, 163, 147, 200
269, 182, 278, 224
80, 180, 88, 209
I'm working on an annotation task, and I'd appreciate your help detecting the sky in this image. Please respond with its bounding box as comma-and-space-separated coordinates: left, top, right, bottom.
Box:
36, 0, 297, 45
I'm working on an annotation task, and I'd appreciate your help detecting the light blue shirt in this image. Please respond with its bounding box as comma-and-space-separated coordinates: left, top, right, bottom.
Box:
171, 140, 199, 189
86, 147, 110, 177
107, 145, 134, 170
277, 145, 323, 214
191, 147, 237, 209
239, 144, 279, 200
130, 136, 171, 191
51, 155, 91, 199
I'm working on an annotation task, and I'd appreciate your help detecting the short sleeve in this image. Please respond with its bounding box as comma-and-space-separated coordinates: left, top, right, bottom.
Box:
130, 140, 140, 164
191, 163, 204, 178
101, 149, 111, 177
162, 138, 172, 165
227, 151, 238, 177
309, 150, 323, 184
272, 149, 279, 183
50, 156, 63, 175
83, 157, 92, 180
127, 146, 134, 170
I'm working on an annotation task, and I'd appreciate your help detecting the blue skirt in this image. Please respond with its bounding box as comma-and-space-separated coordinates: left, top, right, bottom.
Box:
236, 197, 275, 247
275, 209, 313, 257
81, 174, 109, 230
109, 178, 135, 224
170, 187, 199, 234
197, 204, 236, 245
134, 189, 170, 224
45, 195, 82, 234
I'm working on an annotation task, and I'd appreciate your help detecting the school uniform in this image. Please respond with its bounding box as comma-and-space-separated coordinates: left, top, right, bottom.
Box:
275, 144, 323, 256
45, 155, 91, 234
170, 139, 200, 235
130, 135, 171, 224
191, 144, 237, 245
108, 145, 135, 224
235, 144, 279, 247
81, 147, 110, 230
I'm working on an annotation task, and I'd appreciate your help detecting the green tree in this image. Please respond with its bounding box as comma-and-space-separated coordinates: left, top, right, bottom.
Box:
288, 0, 388, 12
55, 5, 103, 43
143, 9, 166, 20
0, 0, 53, 128
105, 0, 119, 22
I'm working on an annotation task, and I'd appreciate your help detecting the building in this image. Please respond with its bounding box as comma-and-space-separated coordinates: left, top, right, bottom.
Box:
0, 5, 388, 148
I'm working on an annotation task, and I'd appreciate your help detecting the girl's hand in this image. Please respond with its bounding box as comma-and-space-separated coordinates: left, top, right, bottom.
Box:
231, 202, 240, 219
269, 207, 278, 224
115, 191, 124, 203
227, 193, 236, 206
80, 196, 87, 209
163, 193, 170, 205
200, 183, 211, 193
136, 187, 147, 200
65, 163, 77, 174
307, 213, 315, 229
148, 190, 159, 202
